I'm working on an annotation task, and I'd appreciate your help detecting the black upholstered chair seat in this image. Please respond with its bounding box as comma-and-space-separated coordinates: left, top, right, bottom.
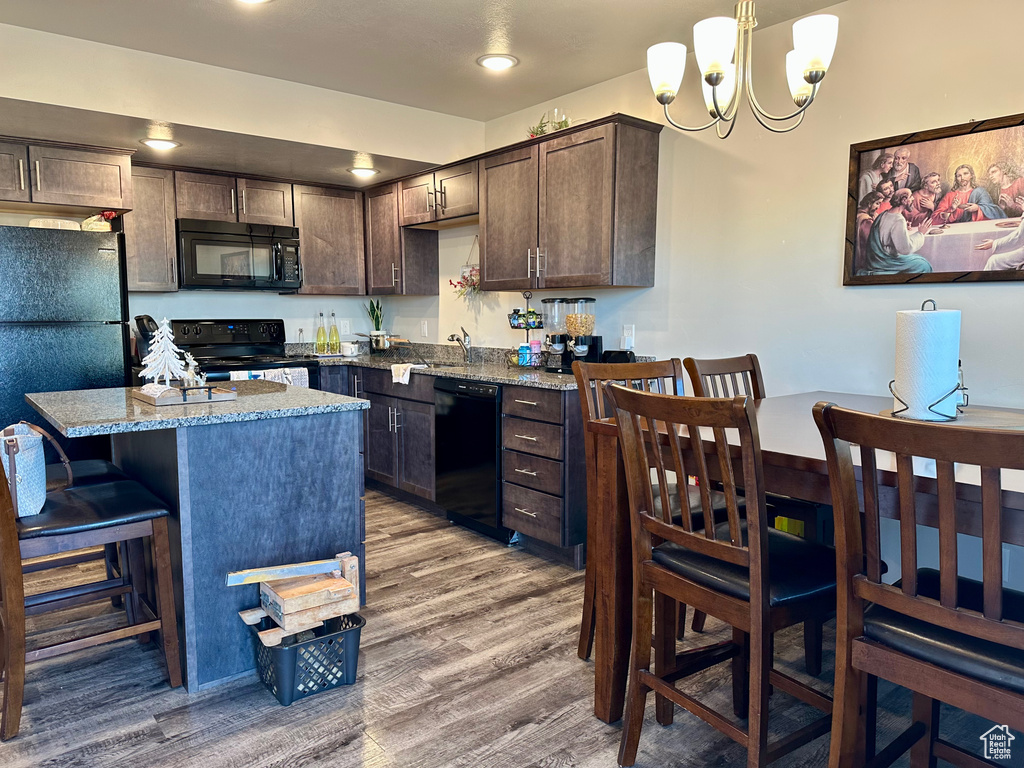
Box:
45, 460, 126, 492
17, 481, 168, 540
864, 569, 1024, 695
652, 521, 836, 608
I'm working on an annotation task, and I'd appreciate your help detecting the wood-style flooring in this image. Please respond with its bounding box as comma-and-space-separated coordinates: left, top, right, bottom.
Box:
0, 490, 1010, 767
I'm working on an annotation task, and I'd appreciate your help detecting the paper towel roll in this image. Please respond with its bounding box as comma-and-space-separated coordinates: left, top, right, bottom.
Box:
893, 306, 961, 420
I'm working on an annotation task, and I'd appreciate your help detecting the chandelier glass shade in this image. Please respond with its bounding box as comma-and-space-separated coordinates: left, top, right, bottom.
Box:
647, 1, 838, 138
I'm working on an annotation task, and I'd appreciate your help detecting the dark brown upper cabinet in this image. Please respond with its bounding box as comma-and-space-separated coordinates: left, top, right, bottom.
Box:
398, 161, 479, 227
479, 147, 539, 292
237, 178, 293, 226
124, 167, 177, 292
479, 116, 661, 291
174, 171, 237, 222
0, 142, 30, 203
366, 183, 438, 296
294, 185, 365, 296
28, 146, 133, 211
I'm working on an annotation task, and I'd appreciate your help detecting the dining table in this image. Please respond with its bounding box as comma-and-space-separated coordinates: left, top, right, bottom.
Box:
585, 390, 1024, 724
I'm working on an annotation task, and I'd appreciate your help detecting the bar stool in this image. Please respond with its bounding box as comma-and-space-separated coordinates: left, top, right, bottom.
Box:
609, 386, 834, 767
685, 354, 828, 675
816, 402, 1024, 768
573, 359, 734, 661
0, 468, 182, 740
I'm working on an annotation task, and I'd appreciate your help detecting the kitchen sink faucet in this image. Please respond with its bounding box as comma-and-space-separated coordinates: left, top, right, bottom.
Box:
447, 327, 472, 363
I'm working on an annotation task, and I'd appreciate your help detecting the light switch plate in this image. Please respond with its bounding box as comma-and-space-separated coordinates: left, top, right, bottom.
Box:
421, 320, 429, 338
339, 319, 351, 335
622, 324, 635, 339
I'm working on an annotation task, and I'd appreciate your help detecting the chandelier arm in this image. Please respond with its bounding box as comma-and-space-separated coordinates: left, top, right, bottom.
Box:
747, 105, 807, 134
743, 29, 821, 122
716, 115, 739, 140
717, 24, 746, 121
662, 102, 722, 133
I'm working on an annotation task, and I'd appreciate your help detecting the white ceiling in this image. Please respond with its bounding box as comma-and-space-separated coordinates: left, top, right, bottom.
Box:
0, 0, 838, 121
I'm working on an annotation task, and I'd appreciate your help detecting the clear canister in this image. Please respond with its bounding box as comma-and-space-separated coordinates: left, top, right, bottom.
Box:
541, 298, 569, 335
566, 298, 596, 338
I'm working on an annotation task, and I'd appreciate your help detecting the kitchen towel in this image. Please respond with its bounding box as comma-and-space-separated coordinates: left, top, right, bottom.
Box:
893, 303, 961, 420
391, 363, 426, 384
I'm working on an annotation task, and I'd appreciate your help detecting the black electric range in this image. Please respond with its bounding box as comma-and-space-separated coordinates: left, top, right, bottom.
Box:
134, 318, 320, 389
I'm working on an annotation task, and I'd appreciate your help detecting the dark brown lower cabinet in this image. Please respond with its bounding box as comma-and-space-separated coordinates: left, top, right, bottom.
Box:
396, 399, 434, 500
357, 368, 435, 501
365, 392, 398, 486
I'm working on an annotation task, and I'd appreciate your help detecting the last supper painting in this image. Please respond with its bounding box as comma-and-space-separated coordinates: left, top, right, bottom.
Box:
844, 113, 1024, 285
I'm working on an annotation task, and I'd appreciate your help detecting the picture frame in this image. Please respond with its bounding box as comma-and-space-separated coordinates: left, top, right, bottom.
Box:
845, 112, 1024, 285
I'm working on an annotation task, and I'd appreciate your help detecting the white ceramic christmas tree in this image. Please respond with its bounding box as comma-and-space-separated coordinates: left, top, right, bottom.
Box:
139, 317, 186, 387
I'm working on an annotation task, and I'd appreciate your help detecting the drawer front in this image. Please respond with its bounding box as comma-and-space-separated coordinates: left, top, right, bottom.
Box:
358, 366, 434, 402
502, 385, 564, 424
501, 416, 563, 460
502, 483, 562, 545
502, 450, 562, 496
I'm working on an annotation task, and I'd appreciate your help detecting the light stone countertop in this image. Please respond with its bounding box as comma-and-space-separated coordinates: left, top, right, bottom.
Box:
314, 354, 580, 390
26, 379, 369, 438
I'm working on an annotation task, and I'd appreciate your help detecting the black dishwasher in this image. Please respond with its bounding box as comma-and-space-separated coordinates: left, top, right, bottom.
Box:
433, 378, 512, 543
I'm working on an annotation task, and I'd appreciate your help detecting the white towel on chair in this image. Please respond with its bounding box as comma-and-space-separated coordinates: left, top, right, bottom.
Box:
391, 363, 426, 384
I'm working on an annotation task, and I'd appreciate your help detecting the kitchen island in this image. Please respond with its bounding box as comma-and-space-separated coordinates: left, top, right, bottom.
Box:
26, 380, 369, 691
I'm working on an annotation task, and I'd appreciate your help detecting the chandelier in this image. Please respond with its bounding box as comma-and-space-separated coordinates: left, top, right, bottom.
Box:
646, 1, 838, 138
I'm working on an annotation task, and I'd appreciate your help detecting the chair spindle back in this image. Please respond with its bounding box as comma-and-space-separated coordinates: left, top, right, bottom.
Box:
814, 402, 1024, 650
606, 385, 768, 595
684, 354, 766, 399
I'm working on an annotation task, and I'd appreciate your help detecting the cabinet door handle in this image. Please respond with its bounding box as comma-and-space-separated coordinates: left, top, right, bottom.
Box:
231, 188, 237, 215
514, 399, 538, 406
17, 159, 24, 191
536, 249, 546, 274
514, 468, 538, 477
514, 507, 537, 517
387, 406, 395, 432
427, 187, 435, 211
514, 434, 538, 442
394, 409, 402, 430
392, 262, 400, 287
34, 160, 41, 191
352, 375, 361, 398
241, 188, 246, 215
527, 248, 533, 278
438, 184, 446, 211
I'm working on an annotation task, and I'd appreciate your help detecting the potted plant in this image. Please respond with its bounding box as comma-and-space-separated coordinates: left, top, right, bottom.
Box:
364, 299, 387, 350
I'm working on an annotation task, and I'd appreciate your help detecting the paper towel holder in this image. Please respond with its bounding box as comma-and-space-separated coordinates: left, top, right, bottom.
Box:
889, 359, 969, 421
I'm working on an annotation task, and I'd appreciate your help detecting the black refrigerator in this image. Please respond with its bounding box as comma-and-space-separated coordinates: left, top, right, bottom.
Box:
0, 226, 130, 459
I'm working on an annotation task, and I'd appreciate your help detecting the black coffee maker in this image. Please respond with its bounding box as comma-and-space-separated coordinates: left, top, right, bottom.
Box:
544, 298, 603, 373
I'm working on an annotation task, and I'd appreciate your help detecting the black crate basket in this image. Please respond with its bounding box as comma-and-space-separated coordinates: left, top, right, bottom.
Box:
251, 613, 365, 706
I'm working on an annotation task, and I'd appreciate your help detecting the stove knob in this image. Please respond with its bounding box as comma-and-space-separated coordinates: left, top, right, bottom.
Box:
270, 323, 280, 336
193, 325, 203, 336
258, 323, 267, 335
179, 325, 189, 336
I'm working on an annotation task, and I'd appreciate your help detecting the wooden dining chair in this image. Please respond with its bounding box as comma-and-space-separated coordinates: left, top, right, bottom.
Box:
573, 359, 729, 661
0, 464, 182, 739
609, 385, 833, 767
815, 401, 1024, 768
685, 354, 827, 675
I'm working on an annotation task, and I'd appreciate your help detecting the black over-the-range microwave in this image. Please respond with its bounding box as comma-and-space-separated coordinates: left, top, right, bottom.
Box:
177, 219, 302, 290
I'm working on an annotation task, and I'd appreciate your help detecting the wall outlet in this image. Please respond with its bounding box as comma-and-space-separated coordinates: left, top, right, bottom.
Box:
421, 320, 429, 338
338, 319, 351, 335
622, 324, 635, 339
621, 335, 635, 350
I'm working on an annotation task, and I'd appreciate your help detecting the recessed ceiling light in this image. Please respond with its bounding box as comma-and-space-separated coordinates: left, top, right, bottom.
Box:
237, 0, 274, 4
349, 168, 380, 178
477, 54, 519, 71
141, 139, 180, 151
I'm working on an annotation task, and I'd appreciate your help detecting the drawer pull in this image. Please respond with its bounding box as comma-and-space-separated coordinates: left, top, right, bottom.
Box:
514, 434, 538, 441
514, 399, 538, 406
514, 507, 537, 517
514, 468, 538, 476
